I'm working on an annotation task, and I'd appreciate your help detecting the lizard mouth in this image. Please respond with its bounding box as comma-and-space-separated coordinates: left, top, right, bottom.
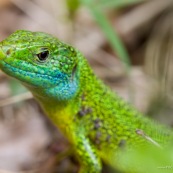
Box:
1, 60, 58, 88
3, 61, 55, 78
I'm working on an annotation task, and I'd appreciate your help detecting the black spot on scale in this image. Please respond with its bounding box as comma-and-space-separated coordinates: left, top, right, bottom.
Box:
96, 131, 101, 139
105, 135, 111, 143
93, 118, 101, 130
95, 131, 101, 145
81, 93, 86, 101
118, 139, 126, 148
77, 107, 92, 117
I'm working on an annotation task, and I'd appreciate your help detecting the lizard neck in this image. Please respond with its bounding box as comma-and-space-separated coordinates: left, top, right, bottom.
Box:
26, 58, 97, 131
31, 89, 82, 129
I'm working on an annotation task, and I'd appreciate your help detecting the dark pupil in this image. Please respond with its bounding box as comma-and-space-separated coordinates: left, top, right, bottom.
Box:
37, 51, 49, 61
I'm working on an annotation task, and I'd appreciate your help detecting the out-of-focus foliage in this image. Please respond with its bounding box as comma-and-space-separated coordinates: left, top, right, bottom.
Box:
84, 4, 131, 70
80, 0, 144, 70
82, 0, 144, 9
66, 0, 80, 17
117, 142, 173, 173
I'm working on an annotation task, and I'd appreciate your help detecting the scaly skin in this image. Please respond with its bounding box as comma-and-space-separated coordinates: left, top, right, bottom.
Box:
0, 30, 173, 173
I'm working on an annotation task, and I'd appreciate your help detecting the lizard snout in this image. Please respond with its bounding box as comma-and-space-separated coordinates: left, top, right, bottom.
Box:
0, 45, 14, 60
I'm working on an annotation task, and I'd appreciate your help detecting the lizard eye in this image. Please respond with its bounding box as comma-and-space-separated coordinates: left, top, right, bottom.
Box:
37, 50, 49, 61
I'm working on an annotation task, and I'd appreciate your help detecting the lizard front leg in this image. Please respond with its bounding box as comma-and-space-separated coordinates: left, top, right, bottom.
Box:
72, 132, 102, 173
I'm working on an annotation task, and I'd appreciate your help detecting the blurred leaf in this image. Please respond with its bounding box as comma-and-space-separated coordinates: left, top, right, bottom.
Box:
81, 0, 144, 9
98, 0, 144, 9
81, 0, 131, 70
66, 0, 81, 17
117, 143, 173, 173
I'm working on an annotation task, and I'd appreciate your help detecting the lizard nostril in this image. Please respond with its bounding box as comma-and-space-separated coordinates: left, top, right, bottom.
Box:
6, 49, 11, 56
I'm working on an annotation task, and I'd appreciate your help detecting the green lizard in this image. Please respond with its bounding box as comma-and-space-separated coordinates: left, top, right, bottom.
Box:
0, 30, 173, 173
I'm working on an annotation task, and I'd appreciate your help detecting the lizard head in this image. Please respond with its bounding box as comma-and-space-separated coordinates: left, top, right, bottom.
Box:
0, 30, 82, 100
